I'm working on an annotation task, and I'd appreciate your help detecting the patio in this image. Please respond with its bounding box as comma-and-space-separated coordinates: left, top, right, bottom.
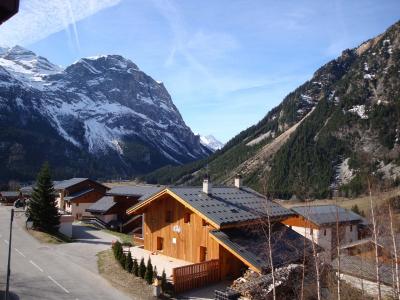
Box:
128, 246, 192, 277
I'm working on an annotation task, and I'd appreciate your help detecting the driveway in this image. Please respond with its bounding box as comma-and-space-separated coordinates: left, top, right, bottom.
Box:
0, 206, 133, 300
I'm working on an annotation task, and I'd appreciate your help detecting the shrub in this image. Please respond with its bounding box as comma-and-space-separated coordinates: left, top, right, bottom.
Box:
153, 265, 158, 281
125, 251, 133, 272
139, 258, 146, 279
145, 257, 154, 284
120, 253, 126, 268
161, 269, 167, 292
132, 258, 139, 276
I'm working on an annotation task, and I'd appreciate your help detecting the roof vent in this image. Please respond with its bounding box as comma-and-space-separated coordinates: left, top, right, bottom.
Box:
234, 174, 243, 189
203, 175, 212, 195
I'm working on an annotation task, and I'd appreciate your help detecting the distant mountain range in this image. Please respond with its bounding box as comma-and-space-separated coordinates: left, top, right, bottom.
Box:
200, 135, 224, 151
143, 21, 400, 199
0, 46, 211, 183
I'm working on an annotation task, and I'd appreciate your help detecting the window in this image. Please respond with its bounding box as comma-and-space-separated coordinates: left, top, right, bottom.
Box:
202, 219, 208, 227
324, 229, 327, 236
157, 237, 164, 251
310, 228, 313, 235
200, 246, 207, 262
165, 210, 172, 223
76, 203, 79, 207
184, 212, 191, 223
350, 225, 353, 232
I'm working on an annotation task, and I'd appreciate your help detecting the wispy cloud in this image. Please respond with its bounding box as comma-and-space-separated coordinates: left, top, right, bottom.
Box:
0, 0, 121, 48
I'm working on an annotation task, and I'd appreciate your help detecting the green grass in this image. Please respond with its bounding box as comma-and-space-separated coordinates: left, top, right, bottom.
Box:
102, 229, 132, 245
28, 229, 73, 244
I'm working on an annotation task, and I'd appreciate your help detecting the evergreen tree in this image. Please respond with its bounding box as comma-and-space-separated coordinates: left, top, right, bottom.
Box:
125, 251, 133, 272
132, 258, 139, 276
153, 265, 158, 281
144, 257, 154, 284
27, 163, 59, 233
120, 252, 126, 267
139, 257, 146, 279
161, 269, 167, 292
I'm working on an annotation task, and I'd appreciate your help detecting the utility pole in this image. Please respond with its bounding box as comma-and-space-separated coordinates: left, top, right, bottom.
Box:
5, 208, 14, 300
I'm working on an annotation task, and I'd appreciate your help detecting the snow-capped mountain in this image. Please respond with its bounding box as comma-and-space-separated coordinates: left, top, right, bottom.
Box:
200, 135, 224, 151
0, 46, 211, 181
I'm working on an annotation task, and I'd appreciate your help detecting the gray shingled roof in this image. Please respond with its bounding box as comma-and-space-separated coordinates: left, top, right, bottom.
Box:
291, 205, 363, 226
332, 255, 393, 286
64, 188, 94, 201
86, 196, 116, 214
169, 186, 293, 227
0, 191, 20, 197
210, 223, 314, 272
107, 185, 164, 200
54, 178, 89, 190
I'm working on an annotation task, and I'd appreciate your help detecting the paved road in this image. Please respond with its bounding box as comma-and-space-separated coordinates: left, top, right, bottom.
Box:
0, 206, 132, 300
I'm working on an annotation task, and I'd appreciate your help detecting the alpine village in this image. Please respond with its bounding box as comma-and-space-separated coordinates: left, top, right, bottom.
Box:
0, 2, 400, 300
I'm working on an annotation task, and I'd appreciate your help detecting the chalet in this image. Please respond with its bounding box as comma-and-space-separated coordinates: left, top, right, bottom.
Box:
126, 176, 314, 289
86, 185, 163, 233
54, 178, 108, 220
283, 205, 364, 262
0, 191, 21, 205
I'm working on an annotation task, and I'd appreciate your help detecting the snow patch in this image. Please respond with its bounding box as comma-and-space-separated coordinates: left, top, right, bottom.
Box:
348, 105, 368, 119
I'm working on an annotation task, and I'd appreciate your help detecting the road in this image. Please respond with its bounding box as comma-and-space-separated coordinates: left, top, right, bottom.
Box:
0, 206, 132, 300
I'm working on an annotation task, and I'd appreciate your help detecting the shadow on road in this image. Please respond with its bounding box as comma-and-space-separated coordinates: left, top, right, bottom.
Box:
0, 291, 20, 300
72, 225, 101, 240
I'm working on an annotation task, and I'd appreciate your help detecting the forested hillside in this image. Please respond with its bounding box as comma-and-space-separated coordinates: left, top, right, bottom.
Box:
143, 21, 400, 199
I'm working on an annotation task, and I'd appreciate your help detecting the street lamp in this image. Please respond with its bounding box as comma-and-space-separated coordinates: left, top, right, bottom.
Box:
5, 208, 14, 300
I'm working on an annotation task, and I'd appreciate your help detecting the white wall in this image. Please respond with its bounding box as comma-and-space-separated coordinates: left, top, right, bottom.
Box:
344, 224, 358, 244
71, 203, 93, 219
59, 215, 73, 237
290, 225, 332, 263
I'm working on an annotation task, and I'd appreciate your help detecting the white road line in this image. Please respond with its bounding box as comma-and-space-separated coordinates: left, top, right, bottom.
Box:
15, 248, 25, 257
29, 260, 43, 272
4, 239, 8, 245
48, 276, 70, 294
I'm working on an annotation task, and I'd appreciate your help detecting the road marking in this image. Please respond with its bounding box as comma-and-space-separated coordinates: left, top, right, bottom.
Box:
4, 239, 8, 245
48, 276, 70, 294
29, 260, 43, 272
15, 248, 25, 257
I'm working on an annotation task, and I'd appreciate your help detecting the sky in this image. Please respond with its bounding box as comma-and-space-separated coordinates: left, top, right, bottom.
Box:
0, 0, 399, 143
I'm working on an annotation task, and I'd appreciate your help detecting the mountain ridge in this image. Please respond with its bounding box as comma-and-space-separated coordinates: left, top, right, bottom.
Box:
0, 46, 211, 183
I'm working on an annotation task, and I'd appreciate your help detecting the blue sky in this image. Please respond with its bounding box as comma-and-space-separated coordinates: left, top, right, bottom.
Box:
0, 0, 399, 142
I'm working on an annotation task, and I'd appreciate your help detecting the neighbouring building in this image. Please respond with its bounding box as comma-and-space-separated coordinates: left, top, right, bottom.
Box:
54, 178, 108, 220
126, 176, 314, 291
332, 234, 400, 298
86, 185, 163, 233
283, 205, 364, 262
0, 191, 21, 205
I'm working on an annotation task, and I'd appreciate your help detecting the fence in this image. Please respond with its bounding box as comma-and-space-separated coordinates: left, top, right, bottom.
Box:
132, 233, 144, 246
173, 259, 220, 293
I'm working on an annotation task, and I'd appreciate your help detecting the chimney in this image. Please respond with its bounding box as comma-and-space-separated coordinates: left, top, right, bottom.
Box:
203, 175, 212, 194
234, 174, 243, 189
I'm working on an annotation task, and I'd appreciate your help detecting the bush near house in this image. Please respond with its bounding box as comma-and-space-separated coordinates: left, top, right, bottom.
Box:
132, 258, 139, 277
125, 252, 133, 273
139, 258, 146, 279
144, 257, 154, 284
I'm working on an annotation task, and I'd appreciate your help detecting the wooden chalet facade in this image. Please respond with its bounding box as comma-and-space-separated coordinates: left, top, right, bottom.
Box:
127, 177, 313, 282
86, 185, 163, 232
54, 178, 108, 220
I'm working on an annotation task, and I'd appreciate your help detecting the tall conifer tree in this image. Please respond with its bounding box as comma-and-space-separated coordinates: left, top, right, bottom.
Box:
27, 163, 60, 232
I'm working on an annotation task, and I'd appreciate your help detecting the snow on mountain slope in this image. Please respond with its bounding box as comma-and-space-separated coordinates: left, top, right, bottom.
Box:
0, 46, 211, 180
200, 135, 224, 151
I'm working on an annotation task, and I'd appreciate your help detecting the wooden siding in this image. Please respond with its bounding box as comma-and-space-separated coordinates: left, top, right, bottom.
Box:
143, 194, 220, 263
282, 215, 320, 229
173, 259, 220, 293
